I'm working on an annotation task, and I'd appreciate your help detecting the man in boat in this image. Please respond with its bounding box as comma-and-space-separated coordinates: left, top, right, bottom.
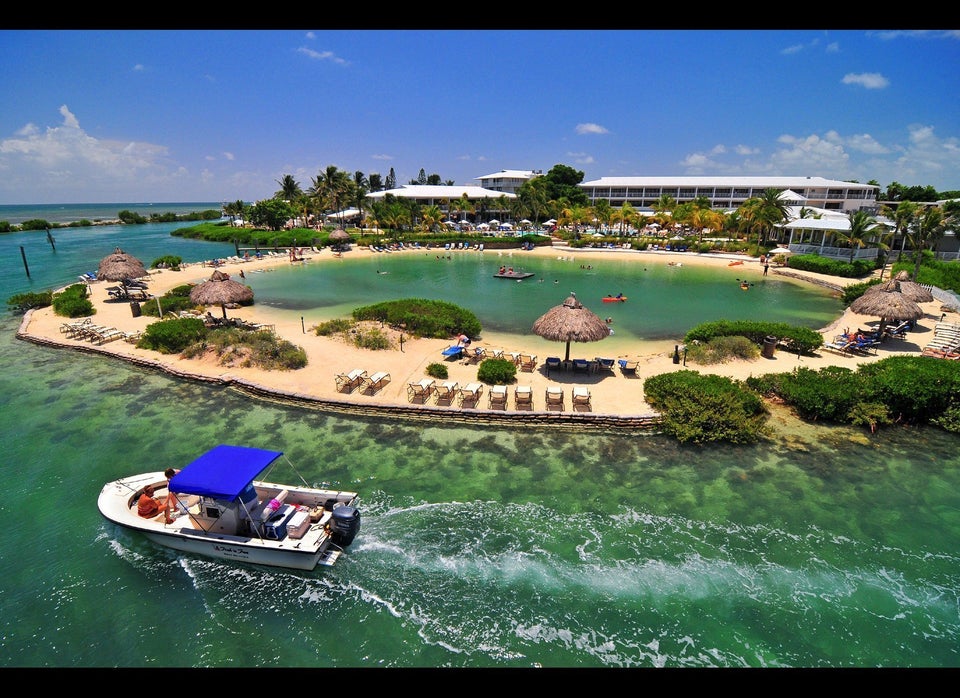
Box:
137, 486, 163, 519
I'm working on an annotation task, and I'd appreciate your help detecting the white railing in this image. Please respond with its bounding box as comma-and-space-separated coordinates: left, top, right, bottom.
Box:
787, 244, 879, 261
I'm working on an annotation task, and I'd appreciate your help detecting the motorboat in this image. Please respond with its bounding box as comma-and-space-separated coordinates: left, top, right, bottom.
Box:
98, 445, 361, 570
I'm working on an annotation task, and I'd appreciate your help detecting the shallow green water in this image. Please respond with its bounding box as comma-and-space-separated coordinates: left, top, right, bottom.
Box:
1, 225, 957, 668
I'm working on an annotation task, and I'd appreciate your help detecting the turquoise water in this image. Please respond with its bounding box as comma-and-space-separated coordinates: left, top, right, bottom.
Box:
1, 221, 958, 668
0, 201, 222, 226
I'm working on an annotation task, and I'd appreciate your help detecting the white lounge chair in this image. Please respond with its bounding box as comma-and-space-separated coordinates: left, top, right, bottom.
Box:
335, 368, 366, 393
406, 378, 435, 403
488, 385, 508, 409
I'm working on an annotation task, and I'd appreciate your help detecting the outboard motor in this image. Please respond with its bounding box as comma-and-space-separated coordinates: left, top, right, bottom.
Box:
329, 506, 361, 547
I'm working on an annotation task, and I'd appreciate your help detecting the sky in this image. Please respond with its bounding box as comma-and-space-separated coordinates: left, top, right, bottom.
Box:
0, 29, 958, 205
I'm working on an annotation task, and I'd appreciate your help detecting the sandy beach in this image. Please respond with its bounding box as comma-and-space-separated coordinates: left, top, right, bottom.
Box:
17, 243, 958, 429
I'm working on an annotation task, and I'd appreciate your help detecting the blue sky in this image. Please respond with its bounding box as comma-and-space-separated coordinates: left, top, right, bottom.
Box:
1, 29, 958, 204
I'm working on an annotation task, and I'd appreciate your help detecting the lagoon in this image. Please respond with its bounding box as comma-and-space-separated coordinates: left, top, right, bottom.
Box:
1, 221, 958, 668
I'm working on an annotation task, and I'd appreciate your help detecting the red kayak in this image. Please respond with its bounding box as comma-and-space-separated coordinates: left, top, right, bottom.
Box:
602, 296, 627, 302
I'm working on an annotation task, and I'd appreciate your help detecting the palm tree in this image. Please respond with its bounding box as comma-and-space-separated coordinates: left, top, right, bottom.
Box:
886, 200, 918, 262
612, 202, 637, 235
310, 166, 353, 229
274, 174, 302, 202
420, 205, 443, 233
905, 206, 948, 280
353, 171, 369, 223
834, 210, 880, 264
740, 189, 790, 247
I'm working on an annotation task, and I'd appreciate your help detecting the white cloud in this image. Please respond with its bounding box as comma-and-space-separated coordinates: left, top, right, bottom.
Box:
841, 72, 890, 89
222, 152, 235, 161
133, 64, 144, 72
0, 105, 183, 201
567, 152, 594, 165
296, 47, 348, 66
371, 154, 393, 161
576, 123, 609, 135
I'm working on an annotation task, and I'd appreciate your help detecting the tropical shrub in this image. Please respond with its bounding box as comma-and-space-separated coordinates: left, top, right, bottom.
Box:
182, 326, 307, 369
51, 283, 95, 318
643, 370, 769, 444
351, 326, 392, 350
684, 320, 823, 355
140, 283, 198, 318
746, 356, 960, 432
313, 318, 354, 336
477, 358, 517, 385
426, 362, 449, 379
352, 298, 481, 339
150, 255, 183, 270
684, 335, 760, 364
786, 253, 875, 278
7, 290, 53, 314
138, 317, 206, 354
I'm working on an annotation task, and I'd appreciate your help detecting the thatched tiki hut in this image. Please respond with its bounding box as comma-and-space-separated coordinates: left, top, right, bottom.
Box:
849, 280, 923, 335
531, 292, 610, 362
97, 247, 148, 282
189, 270, 255, 319
329, 228, 351, 251
888, 270, 934, 303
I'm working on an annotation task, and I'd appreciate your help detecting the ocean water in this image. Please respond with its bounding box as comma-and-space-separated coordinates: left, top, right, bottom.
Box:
0, 202, 223, 226
0, 216, 958, 668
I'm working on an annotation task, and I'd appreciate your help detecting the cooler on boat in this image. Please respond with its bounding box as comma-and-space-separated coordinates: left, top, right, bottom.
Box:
263, 503, 296, 540
285, 509, 311, 539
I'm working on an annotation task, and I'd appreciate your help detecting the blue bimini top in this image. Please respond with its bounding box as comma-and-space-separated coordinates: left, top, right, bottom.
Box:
168, 445, 283, 500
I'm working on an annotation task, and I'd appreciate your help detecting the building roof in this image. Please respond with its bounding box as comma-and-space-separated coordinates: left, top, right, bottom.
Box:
580, 176, 879, 190
367, 184, 516, 200
476, 169, 538, 181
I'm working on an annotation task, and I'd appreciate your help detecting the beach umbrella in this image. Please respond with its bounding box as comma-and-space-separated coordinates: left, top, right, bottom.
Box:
849, 281, 923, 335
329, 228, 351, 250
531, 292, 610, 362
189, 270, 254, 319
97, 247, 147, 282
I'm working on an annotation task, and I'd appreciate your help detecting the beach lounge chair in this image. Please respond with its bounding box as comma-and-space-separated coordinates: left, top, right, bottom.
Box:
572, 358, 590, 372
458, 382, 483, 408
441, 345, 464, 360
491, 349, 505, 360
572, 386, 592, 411
488, 385, 508, 409
544, 357, 561, 375
618, 359, 638, 376
434, 380, 459, 405
921, 341, 960, 359
595, 357, 616, 374
519, 354, 537, 372
471, 346, 487, 362
822, 339, 857, 355
335, 368, 366, 393
514, 385, 533, 410
545, 386, 564, 410
882, 320, 910, 340
361, 371, 391, 395
406, 378, 435, 403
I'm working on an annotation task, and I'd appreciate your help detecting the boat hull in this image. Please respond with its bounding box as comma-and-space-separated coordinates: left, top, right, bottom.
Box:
602, 297, 627, 303
98, 469, 357, 570
493, 271, 534, 279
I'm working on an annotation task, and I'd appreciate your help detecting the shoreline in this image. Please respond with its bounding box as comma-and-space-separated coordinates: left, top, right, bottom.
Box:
16, 243, 957, 434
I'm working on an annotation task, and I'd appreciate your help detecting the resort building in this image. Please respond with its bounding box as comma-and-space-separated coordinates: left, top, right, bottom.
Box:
474, 169, 543, 194
579, 176, 879, 213
366, 184, 516, 207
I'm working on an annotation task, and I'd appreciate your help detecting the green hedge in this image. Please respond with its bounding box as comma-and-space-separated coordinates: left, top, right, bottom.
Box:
684, 320, 824, 355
